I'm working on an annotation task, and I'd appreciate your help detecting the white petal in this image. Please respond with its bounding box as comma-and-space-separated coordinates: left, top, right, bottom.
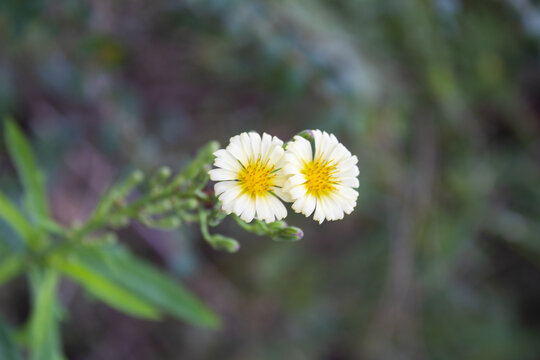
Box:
287, 174, 306, 187
221, 200, 234, 214
283, 164, 301, 176
255, 196, 273, 223
312, 130, 323, 159
266, 145, 285, 166
214, 181, 237, 196
313, 199, 325, 224
239, 132, 252, 158
319, 196, 335, 221
328, 144, 350, 163
328, 197, 344, 220
267, 195, 287, 221
336, 165, 360, 178
270, 135, 284, 149
290, 136, 312, 163
291, 196, 306, 214
233, 194, 251, 217
227, 136, 249, 165
260, 133, 272, 158
319, 132, 340, 162
302, 195, 316, 217
209, 169, 238, 181
219, 185, 243, 204
282, 153, 303, 169
288, 184, 307, 199
214, 157, 241, 173
336, 185, 359, 201
337, 155, 358, 170
213, 149, 242, 171
339, 177, 359, 188
248, 132, 262, 157
273, 186, 294, 203
334, 194, 355, 214
240, 200, 256, 223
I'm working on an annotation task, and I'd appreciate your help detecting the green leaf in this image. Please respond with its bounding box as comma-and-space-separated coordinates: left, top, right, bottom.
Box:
0, 319, 22, 360
28, 269, 64, 360
35, 217, 66, 236
4, 119, 49, 220
65, 247, 221, 328
0, 256, 24, 287
50, 255, 161, 320
0, 191, 34, 245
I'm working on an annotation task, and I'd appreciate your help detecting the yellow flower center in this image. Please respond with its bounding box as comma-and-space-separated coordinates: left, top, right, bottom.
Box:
302, 158, 338, 197
238, 158, 276, 198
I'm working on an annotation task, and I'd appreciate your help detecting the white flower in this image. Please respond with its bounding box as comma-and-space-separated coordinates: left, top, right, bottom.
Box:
282, 130, 359, 224
208, 132, 288, 223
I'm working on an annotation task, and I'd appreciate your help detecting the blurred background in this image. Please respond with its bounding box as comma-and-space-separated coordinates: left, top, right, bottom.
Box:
1, 0, 540, 359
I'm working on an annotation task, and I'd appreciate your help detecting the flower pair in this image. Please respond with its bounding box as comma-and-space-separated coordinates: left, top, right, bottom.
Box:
208, 130, 359, 224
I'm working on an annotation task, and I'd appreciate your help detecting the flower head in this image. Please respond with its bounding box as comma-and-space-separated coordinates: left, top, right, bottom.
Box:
282, 130, 359, 223
209, 132, 288, 223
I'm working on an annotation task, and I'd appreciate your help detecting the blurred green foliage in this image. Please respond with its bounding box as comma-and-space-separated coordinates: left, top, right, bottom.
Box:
0, 0, 540, 359
0, 119, 303, 358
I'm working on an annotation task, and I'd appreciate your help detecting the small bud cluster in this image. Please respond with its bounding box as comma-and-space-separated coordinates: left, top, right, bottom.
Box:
75, 140, 305, 253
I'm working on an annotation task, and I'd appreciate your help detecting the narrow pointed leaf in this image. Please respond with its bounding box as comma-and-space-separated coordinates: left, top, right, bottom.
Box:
28, 269, 64, 360
50, 255, 161, 320
4, 119, 49, 219
69, 247, 221, 328
0, 192, 34, 244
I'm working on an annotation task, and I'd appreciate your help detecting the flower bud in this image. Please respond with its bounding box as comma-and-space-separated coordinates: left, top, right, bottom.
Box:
156, 216, 181, 229
149, 166, 172, 190
273, 226, 304, 242
143, 200, 173, 214
208, 235, 240, 253
295, 129, 315, 142
267, 220, 287, 231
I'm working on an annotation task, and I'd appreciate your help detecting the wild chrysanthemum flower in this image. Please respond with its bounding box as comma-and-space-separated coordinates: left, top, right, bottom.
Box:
282, 130, 359, 224
209, 132, 288, 223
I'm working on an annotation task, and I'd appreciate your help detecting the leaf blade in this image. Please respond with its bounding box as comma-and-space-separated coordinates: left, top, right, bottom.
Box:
72, 247, 221, 328
50, 255, 161, 320
108, 254, 221, 328
4, 119, 49, 219
28, 269, 64, 360
0, 191, 34, 244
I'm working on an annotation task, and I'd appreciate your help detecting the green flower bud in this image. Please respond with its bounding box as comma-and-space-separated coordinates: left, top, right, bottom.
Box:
183, 198, 199, 210
96, 170, 145, 216
272, 226, 304, 242
139, 215, 181, 229
295, 129, 314, 143
208, 234, 240, 253
267, 220, 287, 231
129, 170, 145, 184
143, 199, 173, 214
149, 166, 172, 190
156, 216, 181, 229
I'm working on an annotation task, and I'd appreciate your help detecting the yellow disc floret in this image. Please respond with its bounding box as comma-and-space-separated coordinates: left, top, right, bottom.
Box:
302, 158, 338, 197
238, 158, 276, 198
